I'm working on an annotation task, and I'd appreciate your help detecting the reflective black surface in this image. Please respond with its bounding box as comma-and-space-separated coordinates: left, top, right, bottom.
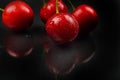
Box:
0, 0, 120, 80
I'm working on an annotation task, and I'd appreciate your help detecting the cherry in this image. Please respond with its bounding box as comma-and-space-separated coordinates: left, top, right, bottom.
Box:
72, 4, 98, 36
5, 33, 34, 58
1, 1, 34, 31
39, 0, 68, 23
46, 13, 79, 44
45, 0, 79, 44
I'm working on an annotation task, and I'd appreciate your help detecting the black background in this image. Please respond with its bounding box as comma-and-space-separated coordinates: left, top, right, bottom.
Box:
0, 0, 120, 80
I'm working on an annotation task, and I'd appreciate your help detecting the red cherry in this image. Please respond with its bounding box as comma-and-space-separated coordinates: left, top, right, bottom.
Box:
2, 1, 34, 31
72, 4, 98, 35
5, 34, 34, 58
46, 13, 79, 44
39, 0, 68, 23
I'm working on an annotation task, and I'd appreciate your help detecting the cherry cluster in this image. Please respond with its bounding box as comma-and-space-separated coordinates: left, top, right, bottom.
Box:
0, 0, 98, 44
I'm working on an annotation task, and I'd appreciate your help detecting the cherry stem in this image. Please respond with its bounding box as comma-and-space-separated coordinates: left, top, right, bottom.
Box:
0, 8, 4, 12
43, 0, 46, 7
67, 0, 75, 11
56, 0, 59, 14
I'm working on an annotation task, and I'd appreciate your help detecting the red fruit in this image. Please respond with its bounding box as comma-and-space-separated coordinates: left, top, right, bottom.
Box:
46, 13, 79, 44
2, 1, 34, 31
5, 34, 34, 58
72, 4, 98, 35
39, 0, 68, 23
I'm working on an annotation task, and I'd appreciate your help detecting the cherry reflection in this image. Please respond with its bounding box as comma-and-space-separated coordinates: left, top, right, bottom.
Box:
40, 35, 79, 75
5, 33, 34, 58
73, 36, 95, 64
41, 35, 95, 75
46, 45, 79, 75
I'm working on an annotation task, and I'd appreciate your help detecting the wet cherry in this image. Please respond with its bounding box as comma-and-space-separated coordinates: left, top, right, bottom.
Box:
39, 0, 68, 23
72, 4, 98, 35
46, 13, 79, 44
2, 1, 34, 31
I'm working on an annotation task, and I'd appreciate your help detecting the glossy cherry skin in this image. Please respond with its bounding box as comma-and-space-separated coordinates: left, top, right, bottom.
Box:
46, 13, 79, 44
39, 0, 68, 23
72, 4, 98, 36
2, 1, 34, 31
5, 34, 34, 58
